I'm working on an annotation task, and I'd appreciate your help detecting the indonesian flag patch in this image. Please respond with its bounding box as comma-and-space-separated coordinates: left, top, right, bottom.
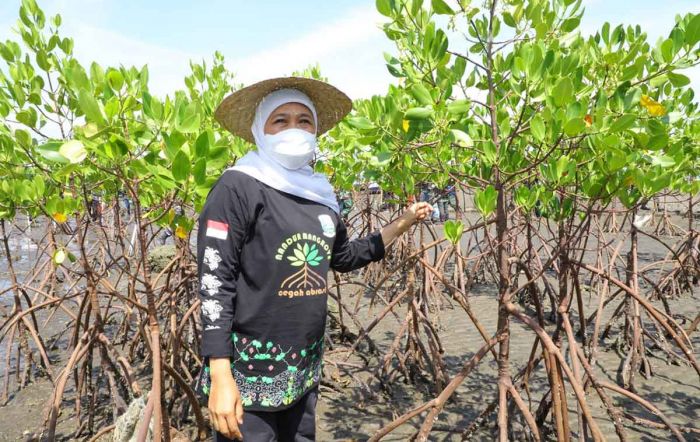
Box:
205, 220, 228, 240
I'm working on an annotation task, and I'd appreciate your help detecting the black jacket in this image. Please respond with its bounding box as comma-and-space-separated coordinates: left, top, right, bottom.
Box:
196, 170, 385, 411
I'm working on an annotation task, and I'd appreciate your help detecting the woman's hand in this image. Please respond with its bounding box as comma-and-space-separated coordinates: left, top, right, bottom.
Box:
380, 202, 433, 247
208, 358, 244, 440
401, 202, 433, 225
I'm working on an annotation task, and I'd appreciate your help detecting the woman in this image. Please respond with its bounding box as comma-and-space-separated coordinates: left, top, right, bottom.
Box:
196, 77, 432, 441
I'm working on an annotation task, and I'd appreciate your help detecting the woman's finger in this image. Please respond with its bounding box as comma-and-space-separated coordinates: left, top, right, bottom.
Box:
210, 412, 219, 432
224, 412, 243, 440
235, 396, 244, 425
218, 415, 233, 440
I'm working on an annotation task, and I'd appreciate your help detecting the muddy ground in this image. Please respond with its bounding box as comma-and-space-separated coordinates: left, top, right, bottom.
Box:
0, 209, 698, 441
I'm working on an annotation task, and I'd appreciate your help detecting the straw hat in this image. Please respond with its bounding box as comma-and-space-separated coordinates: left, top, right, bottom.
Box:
214, 77, 353, 144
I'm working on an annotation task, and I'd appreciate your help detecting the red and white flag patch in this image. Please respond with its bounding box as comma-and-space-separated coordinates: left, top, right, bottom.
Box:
205, 220, 228, 240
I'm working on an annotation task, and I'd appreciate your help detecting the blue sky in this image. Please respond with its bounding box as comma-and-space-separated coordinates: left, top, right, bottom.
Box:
0, 0, 698, 99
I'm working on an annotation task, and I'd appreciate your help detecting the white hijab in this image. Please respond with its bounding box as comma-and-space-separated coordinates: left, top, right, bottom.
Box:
228, 88, 340, 213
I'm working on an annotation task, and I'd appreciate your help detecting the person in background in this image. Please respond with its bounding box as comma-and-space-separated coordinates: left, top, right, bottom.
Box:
118, 190, 131, 218
437, 185, 456, 222
90, 193, 103, 225
338, 190, 353, 223
448, 185, 457, 217
419, 182, 432, 205
123, 191, 131, 217
159, 205, 184, 245
418, 183, 441, 223
431, 202, 441, 223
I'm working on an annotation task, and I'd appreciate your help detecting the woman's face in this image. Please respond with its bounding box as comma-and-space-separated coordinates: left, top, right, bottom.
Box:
264, 102, 316, 135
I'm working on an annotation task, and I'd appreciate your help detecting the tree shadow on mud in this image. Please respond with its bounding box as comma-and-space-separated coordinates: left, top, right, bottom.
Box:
318, 353, 502, 441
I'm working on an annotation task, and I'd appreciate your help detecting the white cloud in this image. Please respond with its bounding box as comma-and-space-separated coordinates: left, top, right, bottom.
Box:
1, 0, 203, 98
66, 22, 200, 97
4, 0, 694, 104
228, 5, 395, 99
2, 2, 399, 100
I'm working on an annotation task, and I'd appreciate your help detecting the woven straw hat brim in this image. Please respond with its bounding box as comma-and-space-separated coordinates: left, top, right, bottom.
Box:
214, 77, 353, 143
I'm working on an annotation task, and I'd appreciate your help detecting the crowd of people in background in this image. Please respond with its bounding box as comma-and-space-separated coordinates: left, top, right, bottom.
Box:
338, 181, 458, 224
85, 191, 132, 227
419, 183, 457, 222
77, 182, 457, 248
